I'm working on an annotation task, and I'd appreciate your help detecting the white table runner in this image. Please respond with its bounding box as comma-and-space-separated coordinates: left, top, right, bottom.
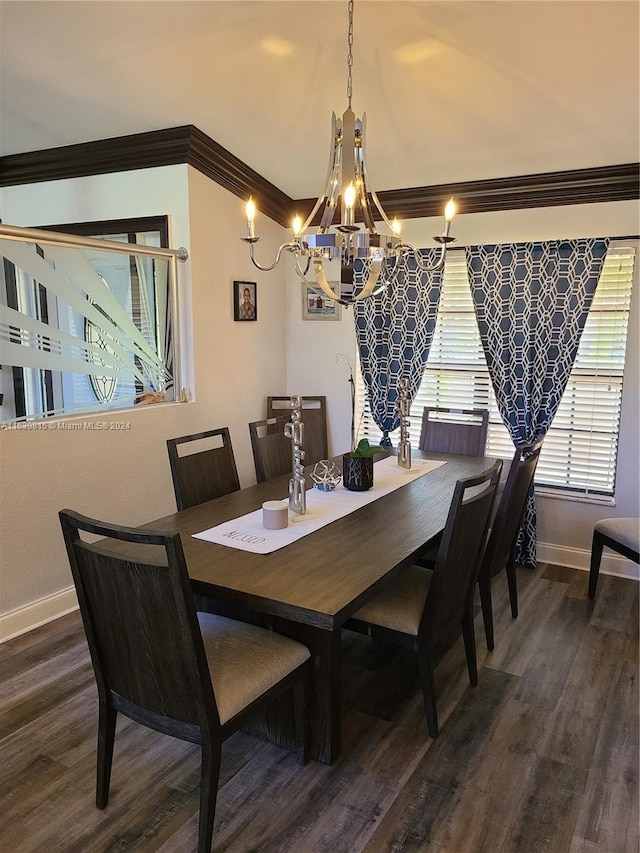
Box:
193, 456, 446, 554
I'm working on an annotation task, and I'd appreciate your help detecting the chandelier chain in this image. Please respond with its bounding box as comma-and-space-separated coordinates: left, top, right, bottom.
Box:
346, 0, 354, 108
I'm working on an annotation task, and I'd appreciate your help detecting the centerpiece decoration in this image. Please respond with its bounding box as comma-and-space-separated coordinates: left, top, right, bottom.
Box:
311, 460, 342, 491
396, 377, 412, 470
343, 438, 385, 491
283, 395, 306, 514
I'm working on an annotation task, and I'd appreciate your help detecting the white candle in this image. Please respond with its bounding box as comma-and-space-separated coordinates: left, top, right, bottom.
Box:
443, 197, 456, 237
246, 197, 256, 238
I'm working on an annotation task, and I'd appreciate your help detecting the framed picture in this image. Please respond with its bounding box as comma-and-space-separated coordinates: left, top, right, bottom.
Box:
302, 284, 341, 321
234, 280, 257, 321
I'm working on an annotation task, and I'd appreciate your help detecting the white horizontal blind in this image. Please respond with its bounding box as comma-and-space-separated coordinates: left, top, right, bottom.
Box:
355, 243, 635, 498
545, 244, 635, 494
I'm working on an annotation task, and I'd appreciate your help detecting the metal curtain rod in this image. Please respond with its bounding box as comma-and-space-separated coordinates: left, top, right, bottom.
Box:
0, 223, 189, 261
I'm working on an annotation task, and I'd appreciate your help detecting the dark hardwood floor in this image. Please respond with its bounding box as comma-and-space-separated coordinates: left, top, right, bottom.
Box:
1, 564, 637, 852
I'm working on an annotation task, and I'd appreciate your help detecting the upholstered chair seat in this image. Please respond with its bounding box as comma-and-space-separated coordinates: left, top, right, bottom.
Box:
352, 565, 432, 637
594, 518, 639, 552
589, 517, 640, 599
198, 613, 310, 724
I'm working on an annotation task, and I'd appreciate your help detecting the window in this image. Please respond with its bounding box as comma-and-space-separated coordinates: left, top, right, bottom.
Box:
355, 242, 635, 499
0, 217, 182, 423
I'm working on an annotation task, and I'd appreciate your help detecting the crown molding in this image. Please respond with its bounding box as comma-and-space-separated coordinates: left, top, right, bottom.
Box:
0, 126, 192, 185
1, 126, 637, 228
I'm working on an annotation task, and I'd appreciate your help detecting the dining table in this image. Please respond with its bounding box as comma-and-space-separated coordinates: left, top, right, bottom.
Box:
138, 449, 501, 764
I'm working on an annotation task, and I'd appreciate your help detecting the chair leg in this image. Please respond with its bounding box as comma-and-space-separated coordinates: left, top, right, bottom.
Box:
96, 702, 117, 809
506, 560, 519, 618
198, 738, 221, 853
478, 574, 495, 651
416, 640, 439, 738
589, 530, 604, 599
461, 608, 478, 687
292, 672, 307, 766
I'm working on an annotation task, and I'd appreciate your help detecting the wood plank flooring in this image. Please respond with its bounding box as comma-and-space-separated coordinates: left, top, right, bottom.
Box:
1, 564, 637, 852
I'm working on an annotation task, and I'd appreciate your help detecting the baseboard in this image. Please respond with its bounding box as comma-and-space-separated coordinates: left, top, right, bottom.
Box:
0, 586, 78, 643
538, 541, 640, 582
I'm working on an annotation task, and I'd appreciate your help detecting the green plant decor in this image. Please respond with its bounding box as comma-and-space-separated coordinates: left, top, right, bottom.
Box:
348, 438, 385, 458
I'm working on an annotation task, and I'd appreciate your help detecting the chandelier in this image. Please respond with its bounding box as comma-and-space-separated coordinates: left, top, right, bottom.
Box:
241, 0, 456, 306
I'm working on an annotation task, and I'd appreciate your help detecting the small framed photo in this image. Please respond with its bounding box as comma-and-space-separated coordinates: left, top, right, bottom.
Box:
234, 281, 257, 321
302, 284, 341, 321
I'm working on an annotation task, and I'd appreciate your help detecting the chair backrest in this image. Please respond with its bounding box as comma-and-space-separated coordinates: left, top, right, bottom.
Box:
481, 440, 543, 579
59, 510, 219, 732
418, 407, 489, 456
167, 427, 240, 511
249, 415, 291, 483
267, 396, 328, 465
423, 460, 502, 638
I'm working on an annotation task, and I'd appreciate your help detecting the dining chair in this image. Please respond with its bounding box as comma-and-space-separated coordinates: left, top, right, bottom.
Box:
167, 427, 240, 511
249, 415, 292, 483
343, 460, 502, 738
418, 407, 489, 456
267, 396, 329, 465
59, 509, 309, 853
588, 517, 640, 599
477, 439, 543, 650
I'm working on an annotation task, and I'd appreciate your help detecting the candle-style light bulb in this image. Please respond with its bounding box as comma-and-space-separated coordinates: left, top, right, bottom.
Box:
391, 218, 401, 235
246, 197, 256, 238
343, 182, 356, 209
444, 198, 456, 221
443, 197, 456, 237
292, 215, 302, 237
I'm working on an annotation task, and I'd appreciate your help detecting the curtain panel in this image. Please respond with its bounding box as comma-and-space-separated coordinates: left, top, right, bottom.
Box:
353, 251, 444, 446
466, 238, 610, 566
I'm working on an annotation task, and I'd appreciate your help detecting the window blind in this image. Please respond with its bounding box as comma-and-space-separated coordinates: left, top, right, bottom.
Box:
355, 242, 635, 498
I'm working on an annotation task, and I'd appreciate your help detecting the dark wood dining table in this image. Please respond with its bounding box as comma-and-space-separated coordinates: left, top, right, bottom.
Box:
139, 450, 500, 763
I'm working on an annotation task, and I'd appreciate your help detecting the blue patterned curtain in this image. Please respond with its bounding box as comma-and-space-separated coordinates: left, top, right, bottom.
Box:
466, 238, 610, 566
353, 251, 443, 446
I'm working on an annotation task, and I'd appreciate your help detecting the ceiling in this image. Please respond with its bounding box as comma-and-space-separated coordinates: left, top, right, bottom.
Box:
1, 1, 638, 199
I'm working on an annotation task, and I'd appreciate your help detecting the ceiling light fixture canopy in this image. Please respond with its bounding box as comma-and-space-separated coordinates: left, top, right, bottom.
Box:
241, 0, 456, 305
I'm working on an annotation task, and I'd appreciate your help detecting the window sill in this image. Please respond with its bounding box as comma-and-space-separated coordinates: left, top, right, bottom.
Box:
535, 486, 615, 507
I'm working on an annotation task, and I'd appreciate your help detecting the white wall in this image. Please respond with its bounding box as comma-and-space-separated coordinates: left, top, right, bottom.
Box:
286, 200, 640, 575
0, 166, 289, 637
285, 260, 356, 457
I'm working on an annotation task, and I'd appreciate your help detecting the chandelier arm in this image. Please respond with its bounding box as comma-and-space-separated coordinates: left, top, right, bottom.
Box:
318, 120, 344, 234
312, 261, 343, 301
246, 240, 299, 272
356, 114, 399, 235
294, 255, 330, 292
368, 185, 398, 234
355, 158, 377, 233
296, 255, 386, 306
396, 242, 448, 273
294, 255, 315, 284
384, 250, 403, 278
354, 115, 380, 233
301, 113, 342, 235
349, 256, 383, 301
299, 255, 312, 277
